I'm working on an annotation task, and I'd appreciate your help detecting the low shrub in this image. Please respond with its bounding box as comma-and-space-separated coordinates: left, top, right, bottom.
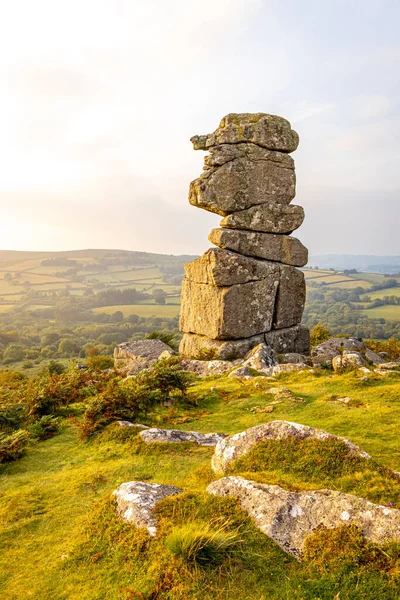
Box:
86, 355, 114, 371
303, 524, 400, 577
164, 521, 242, 567
79, 358, 192, 439
27, 415, 60, 440
0, 430, 30, 462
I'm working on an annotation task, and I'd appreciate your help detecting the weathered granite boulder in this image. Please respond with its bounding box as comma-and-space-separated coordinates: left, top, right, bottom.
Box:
273, 265, 306, 329
190, 151, 296, 216
179, 332, 265, 360
181, 359, 236, 377
211, 420, 370, 474
376, 361, 400, 370
191, 113, 299, 153
117, 421, 149, 429
114, 340, 174, 369
184, 248, 279, 286
207, 477, 400, 558
311, 338, 365, 368
264, 325, 310, 355
209, 228, 308, 267
203, 141, 294, 168
267, 363, 309, 375
113, 481, 182, 536
140, 428, 226, 447
332, 351, 368, 373
179, 325, 310, 361
243, 343, 277, 371
279, 352, 310, 364
228, 366, 252, 378
221, 203, 304, 234
179, 277, 278, 339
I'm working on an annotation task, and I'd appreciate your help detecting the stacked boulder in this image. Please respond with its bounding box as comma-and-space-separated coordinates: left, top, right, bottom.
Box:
180, 113, 309, 359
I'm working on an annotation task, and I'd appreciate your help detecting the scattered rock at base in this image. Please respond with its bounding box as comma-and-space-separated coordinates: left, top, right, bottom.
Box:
114, 340, 175, 371
117, 421, 149, 429
113, 481, 182, 536
228, 366, 252, 378
376, 362, 400, 370
279, 353, 310, 364
181, 359, 236, 377
209, 228, 308, 267
139, 428, 226, 447
311, 338, 365, 368
243, 343, 277, 371
332, 351, 368, 372
211, 420, 371, 474
207, 476, 400, 558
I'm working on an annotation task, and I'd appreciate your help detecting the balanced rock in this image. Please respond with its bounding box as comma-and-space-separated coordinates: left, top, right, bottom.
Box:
209, 228, 308, 267
184, 248, 279, 286
191, 113, 299, 153
180, 277, 278, 339
140, 428, 226, 447
179, 112, 309, 362
211, 420, 370, 474
207, 477, 400, 558
113, 481, 182, 536
221, 203, 304, 234
190, 148, 296, 216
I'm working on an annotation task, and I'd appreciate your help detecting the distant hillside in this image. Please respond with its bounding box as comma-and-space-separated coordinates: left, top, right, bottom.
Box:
309, 255, 400, 273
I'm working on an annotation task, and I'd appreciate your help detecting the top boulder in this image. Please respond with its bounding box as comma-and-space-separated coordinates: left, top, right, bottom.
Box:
191, 113, 299, 153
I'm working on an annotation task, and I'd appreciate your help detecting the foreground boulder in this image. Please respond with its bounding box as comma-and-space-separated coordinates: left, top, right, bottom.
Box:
312, 337, 386, 368
140, 428, 226, 447
211, 420, 370, 474
181, 358, 236, 377
114, 340, 174, 371
113, 481, 182, 536
207, 477, 400, 558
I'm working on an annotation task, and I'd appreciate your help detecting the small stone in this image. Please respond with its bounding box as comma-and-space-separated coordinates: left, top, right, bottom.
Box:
243, 343, 277, 371
117, 421, 149, 429
191, 113, 299, 153
139, 428, 226, 447
221, 203, 304, 234
209, 228, 308, 267
228, 366, 252, 378
332, 352, 368, 373
181, 359, 235, 377
207, 477, 400, 558
113, 481, 182, 535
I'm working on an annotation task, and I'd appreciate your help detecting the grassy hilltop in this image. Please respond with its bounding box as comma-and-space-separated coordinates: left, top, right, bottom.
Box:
0, 361, 400, 599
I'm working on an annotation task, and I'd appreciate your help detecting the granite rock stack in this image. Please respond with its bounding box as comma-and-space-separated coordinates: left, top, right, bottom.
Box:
179, 113, 310, 360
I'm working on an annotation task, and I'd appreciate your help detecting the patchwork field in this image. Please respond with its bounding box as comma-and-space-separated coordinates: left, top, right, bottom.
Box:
92, 304, 181, 317
359, 305, 400, 321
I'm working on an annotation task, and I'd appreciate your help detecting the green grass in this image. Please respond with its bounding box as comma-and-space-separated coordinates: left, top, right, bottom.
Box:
1, 370, 400, 598
92, 304, 180, 317
362, 287, 400, 300
359, 305, 400, 321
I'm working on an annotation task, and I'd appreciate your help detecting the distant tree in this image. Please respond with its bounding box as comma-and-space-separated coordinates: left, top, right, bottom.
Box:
58, 338, 77, 356
152, 289, 167, 305
87, 347, 99, 357
3, 344, 25, 363
110, 311, 124, 323
310, 323, 330, 347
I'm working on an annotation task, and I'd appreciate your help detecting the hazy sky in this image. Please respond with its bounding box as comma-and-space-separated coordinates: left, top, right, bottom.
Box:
0, 0, 399, 256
